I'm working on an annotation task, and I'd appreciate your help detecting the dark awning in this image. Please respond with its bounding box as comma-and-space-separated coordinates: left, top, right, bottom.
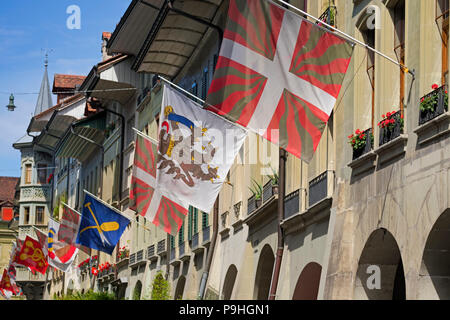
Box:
55, 111, 106, 162
133, 0, 224, 78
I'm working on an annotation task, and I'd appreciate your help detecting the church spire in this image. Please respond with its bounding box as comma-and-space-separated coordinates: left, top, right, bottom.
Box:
34, 53, 53, 116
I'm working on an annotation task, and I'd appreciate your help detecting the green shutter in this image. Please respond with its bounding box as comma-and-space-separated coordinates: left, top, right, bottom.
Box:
193, 208, 198, 235
179, 223, 184, 245
170, 235, 174, 249
188, 206, 193, 241
202, 212, 209, 230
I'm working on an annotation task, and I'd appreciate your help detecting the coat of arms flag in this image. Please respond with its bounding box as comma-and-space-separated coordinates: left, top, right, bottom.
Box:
157, 85, 247, 213
206, 0, 354, 162
130, 129, 190, 236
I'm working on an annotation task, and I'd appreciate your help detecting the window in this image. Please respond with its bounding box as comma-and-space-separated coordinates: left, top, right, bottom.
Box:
437, 0, 449, 84
25, 164, 32, 184
365, 27, 376, 129
202, 212, 209, 230
202, 67, 209, 100
394, 1, 406, 112
188, 207, 198, 240
191, 81, 198, 96
36, 206, 45, 224
24, 207, 30, 224
179, 222, 184, 245
126, 116, 135, 146
37, 163, 47, 185
170, 235, 175, 249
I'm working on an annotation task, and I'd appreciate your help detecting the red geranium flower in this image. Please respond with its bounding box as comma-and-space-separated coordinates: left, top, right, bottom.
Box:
355, 129, 361, 135
432, 83, 439, 90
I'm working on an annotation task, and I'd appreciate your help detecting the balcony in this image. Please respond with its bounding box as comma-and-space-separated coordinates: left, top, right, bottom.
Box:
191, 232, 203, 254
146, 244, 158, 262
309, 171, 332, 208
284, 189, 300, 220
348, 128, 377, 176
157, 239, 167, 256
19, 185, 51, 202
169, 247, 180, 266
375, 111, 407, 165
15, 267, 46, 283
379, 110, 404, 147
179, 241, 190, 262
202, 226, 211, 246
129, 249, 147, 268
262, 181, 276, 202
415, 85, 450, 145
247, 195, 260, 215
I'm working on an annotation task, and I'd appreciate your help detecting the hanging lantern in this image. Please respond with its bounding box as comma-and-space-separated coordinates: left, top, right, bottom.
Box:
6, 94, 16, 112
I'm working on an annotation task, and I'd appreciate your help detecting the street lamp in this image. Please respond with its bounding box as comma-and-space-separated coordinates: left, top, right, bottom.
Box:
6, 93, 16, 112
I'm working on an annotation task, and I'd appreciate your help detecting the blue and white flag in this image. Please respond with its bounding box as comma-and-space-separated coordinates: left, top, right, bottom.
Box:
76, 192, 130, 255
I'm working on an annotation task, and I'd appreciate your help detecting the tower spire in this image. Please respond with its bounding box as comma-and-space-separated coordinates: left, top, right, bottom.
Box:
34, 51, 53, 116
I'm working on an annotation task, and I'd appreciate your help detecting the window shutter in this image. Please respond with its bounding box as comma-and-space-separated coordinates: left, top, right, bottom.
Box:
188, 206, 193, 241
193, 208, 198, 235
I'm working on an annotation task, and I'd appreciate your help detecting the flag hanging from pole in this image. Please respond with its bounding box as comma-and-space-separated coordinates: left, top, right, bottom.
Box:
130, 131, 189, 236
13, 236, 48, 275
206, 0, 354, 162
59, 204, 91, 254
35, 220, 79, 272
76, 193, 130, 255
156, 85, 247, 213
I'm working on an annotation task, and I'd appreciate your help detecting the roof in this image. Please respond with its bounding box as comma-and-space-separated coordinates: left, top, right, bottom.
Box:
35, 63, 53, 115
0, 177, 19, 202
52, 74, 86, 92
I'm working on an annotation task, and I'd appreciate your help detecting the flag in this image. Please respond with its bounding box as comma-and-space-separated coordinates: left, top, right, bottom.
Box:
35, 220, 79, 272
13, 236, 48, 275
59, 204, 90, 255
130, 131, 189, 236
156, 85, 247, 213
0, 269, 18, 295
206, 0, 354, 162
76, 193, 130, 255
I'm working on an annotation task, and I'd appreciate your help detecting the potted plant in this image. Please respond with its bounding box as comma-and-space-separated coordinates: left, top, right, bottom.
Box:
348, 129, 373, 160
248, 178, 263, 211
377, 109, 404, 146
268, 167, 279, 195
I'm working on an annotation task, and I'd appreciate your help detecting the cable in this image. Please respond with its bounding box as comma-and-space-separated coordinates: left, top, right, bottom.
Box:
0, 87, 137, 96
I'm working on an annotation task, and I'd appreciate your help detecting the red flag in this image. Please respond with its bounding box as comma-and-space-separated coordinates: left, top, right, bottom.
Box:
0, 269, 19, 294
206, 0, 353, 162
14, 236, 48, 275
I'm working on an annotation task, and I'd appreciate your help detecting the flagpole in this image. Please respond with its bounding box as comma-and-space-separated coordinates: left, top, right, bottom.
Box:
132, 127, 158, 145
274, 0, 414, 77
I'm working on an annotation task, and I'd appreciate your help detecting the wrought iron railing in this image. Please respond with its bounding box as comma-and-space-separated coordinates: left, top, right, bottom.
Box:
419, 85, 448, 125
352, 128, 374, 160
192, 232, 199, 250
284, 189, 300, 220
309, 171, 328, 207
147, 244, 155, 259
262, 181, 274, 202
379, 110, 403, 146
202, 226, 211, 244
157, 239, 166, 254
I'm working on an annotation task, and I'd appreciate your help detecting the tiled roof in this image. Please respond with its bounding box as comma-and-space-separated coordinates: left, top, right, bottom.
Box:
0, 177, 19, 202
53, 74, 87, 92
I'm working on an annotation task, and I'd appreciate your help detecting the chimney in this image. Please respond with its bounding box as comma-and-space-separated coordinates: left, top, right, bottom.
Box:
102, 32, 112, 61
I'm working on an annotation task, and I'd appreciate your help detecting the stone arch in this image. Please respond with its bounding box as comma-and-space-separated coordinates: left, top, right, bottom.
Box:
222, 264, 238, 300
292, 262, 322, 300
133, 280, 143, 300
354, 228, 405, 300
174, 276, 186, 300
253, 244, 275, 300
419, 209, 450, 299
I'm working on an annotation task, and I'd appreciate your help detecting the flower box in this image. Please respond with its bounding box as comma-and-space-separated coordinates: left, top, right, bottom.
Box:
350, 128, 374, 160
378, 110, 403, 146
419, 84, 448, 126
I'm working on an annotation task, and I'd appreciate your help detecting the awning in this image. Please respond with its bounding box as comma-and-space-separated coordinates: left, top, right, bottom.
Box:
134, 0, 224, 77
56, 111, 106, 162
80, 55, 137, 105
107, 0, 224, 78
107, 0, 165, 56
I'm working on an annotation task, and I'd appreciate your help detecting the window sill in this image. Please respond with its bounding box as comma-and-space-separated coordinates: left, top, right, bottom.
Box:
347, 150, 377, 176
374, 134, 408, 165
414, 111, 450, 146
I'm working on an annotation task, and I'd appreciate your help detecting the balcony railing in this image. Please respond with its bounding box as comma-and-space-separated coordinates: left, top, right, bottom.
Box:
262, 181, 274, 202
352, 128, 374, 160
309, 171, 328, 207
191, 233, 199, 250
202, 226, 211, 244
170, 247, 176, 262
157, 239, 167, 255
284, 189, 300, 220
379, 110, 403, 146
136, 249, 144, 263
147, 244, 155, 260
419, 85, 448, 126
129, 253, 136, 265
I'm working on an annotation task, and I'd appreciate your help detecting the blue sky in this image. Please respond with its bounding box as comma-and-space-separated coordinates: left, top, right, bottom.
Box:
0, 0, 131, 177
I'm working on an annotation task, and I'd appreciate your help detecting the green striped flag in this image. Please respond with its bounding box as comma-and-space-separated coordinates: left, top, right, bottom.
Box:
206, 0, 354, 162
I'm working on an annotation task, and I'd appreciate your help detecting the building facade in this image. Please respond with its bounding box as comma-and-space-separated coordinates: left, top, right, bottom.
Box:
12, 0, 450, 300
